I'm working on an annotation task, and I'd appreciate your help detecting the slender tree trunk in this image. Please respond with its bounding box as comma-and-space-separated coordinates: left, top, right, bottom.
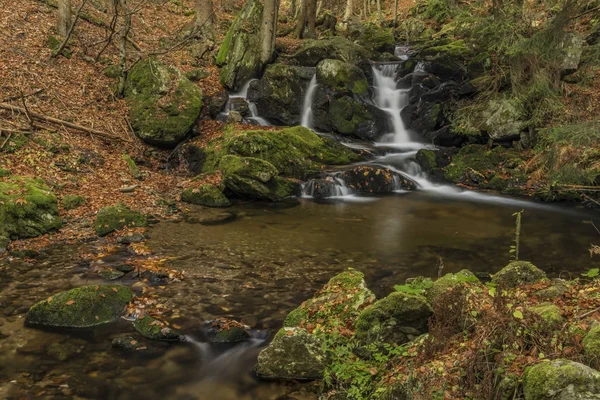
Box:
316, 0, 322, 18
376, 0, 382, 21
260, 0, 279, 64
305, 0, 316, 38
117, 1, 131, 98
195, 0, 215, 39
362, 0, 367, 18
294, 0, 307, 38
57, 0, 72, 36
343, 0, 353, 24
393, 0, 398, 26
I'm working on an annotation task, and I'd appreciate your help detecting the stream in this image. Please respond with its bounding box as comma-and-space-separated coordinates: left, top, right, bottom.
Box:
1, 49, 600, 399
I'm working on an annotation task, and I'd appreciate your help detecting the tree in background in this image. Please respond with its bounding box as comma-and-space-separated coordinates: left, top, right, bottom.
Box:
57, 0, 71, 36
260, 0, 279, 63
294, 0, 316, 38
195, 0, 216, 40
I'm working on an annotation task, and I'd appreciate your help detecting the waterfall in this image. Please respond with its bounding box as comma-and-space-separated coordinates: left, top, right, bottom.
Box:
371, 64, 411, 144
301, 75, 318, 129
220, 80, 271, 126
302, 176, 353, 199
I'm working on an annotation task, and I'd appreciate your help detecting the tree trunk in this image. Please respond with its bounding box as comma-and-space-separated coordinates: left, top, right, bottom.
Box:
362, 0, 367, 18
195, 0, 215, 39
294, 0, 307, 38
343, 0, 353, 24
117, 0, 131, 98
260, 0, 279, 64
376, 0, 382, 21
305, 0, 316, 38
57, 0, 71, 36
393, 0, 398, 26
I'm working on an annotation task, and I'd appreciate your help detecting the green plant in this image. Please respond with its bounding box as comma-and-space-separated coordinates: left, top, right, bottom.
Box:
510, 210, 524, 261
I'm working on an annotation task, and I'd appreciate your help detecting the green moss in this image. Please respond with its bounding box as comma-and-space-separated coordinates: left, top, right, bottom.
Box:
426, 270, 480, 304
219, 155, 278, 183
93, 203, 147, 236
133, 316, 182, 341
283, 270, 375, 331
122, 154, 142, 180
355, 292, 433, 345
415, 149, 437, 174
103, 64, 121, 78
356, 24, 395, 53
529, 302, 563, 329
25, 285, 133, 328
181, 184, 231, 207
583, 324, 600, 366
202, 126, 360, 180
421, 39, 472, 59
394, 276, 433, 296
98, 270, 125, 280
523, 359, 600, 400
0, 168, 10, 177
291, 36, 372, 67
491, 261, 547, 288
185, 69, 209, 82
125, 59, 202, 148
0, 133, 28, 153
329, 97, 371, 135
0, 176, 62, 240
316, 59, 369, 96
61, 194, 85, 211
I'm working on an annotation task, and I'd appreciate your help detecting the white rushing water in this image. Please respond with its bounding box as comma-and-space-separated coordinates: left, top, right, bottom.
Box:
372, 64, 411, 144
300, 74, 318, 129
223, 80, 271, 126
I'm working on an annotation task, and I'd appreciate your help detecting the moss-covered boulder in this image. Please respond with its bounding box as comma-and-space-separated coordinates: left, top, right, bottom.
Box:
0, 177, 62, 242
94, 204, 147, 236
340, 165, 417, 193
530, 302, 564, 330
426, 270, 480, 305
291, 36, 372, 67
356, 24, 395, 54
312, 88, 389, 141
133, 316, 183, 341
181, 184, 230, 207
443, 145, 526, 194
255, 327, 325, 380
249, 64, 316, 126
125, 58, 202, 148
205, 318, 251, 343
216, 0, 264, 90
355, 292, 433, 345
491, 261, 547, 289
25, 285, 133, 328
202, 126, 360, 180
583, 324, 600, 366
316, 59, 368, 96
453, 96, 525, 142
61, 194, 85, 211
523, 359, 600, 399
284, 270, 375, 331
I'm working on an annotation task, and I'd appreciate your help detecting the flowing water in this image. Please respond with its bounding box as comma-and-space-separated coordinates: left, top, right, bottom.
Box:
301, 75, 318, 129
2, 49, 600, 399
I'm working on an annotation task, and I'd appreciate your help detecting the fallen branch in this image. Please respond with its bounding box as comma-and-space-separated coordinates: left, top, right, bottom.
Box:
577, 306, 600, 319
0, 103, 131, 142
2, 89, 44, 103
52, 0, 90, 58
0, 133, 13, 151
555, 184, 600, 192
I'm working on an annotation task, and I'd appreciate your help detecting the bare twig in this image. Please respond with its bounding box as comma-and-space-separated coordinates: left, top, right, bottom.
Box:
0, 133, 13, 151
0, 103, 130, 142
19, 91, 34, 130
2, 89, 44, 103
571, 5, 600, 20
583, 194, 600, 207
94, 5, 119, 62
577, 306, 600, 319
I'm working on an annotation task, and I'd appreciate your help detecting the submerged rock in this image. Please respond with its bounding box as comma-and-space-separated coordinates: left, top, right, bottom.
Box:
93, 204, 147, 236
25, 285, 133, 328
204, 318, 251, 343
355, 292, 432, 345
0, 176, 62, 242
249, 64, 315, 126
125, 59, 202, 148
133, 316, 183, 341
181, 184, 231, 207
523, 359, 600, 399
255, 328, 325, 380
112, 335, 147, 351
491, 261, 547, 289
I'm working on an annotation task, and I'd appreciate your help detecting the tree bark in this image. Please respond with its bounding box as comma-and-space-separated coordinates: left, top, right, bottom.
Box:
260, 0, 279, 64
393, 0, 398, 26
376, 0, 382, 21
117, 0, 131, 98
294, 0, 307, 38
195, 0, 215, 39
343, 0, 353, 25
57, 0, 72, 36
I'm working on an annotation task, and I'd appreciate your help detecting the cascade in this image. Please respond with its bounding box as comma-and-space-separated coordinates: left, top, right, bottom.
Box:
371, 64, 411, 144
300, 75, 318, 129
220, 80, 271, 126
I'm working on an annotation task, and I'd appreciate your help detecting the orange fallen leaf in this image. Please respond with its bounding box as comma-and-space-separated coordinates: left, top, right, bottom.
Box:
65, 300, 75, 305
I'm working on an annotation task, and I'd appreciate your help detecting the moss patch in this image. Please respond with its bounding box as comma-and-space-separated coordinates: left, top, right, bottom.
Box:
61, 194, 85, 211
93, 204, 147, 236
181, 184, 230, 207
133, 316, 182, 341
25, 285, 133, 328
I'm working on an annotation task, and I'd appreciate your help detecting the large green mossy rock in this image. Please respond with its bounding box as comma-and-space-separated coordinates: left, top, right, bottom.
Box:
94, 204, 147, 236
255, 327, 325, 380
291, 36, 372, 67
284, 270, 375, 330
426, 270, 480, 305
251, 64, 316, 126
202, 126, 360, 180
523, 359, 600, 399
0, 177, 61, 241
453, 96, 525, 141
181, 184, 230, 207
25, 285, 133, 328
355, 292, 432, 345
133, 316, 182, 341
316, 59, 368, 96
583, 324, 600, 366
125, 59, 202, 148
491, 261, 547, 289
356, 24, 395, 54
216, 0, 264, 91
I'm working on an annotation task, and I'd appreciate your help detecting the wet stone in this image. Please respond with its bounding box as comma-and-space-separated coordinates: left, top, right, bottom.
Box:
112, 335, 146, 351
115, 264, 135, 273
204, 318, 251, 343
98, 269, 125, 280
117, 233, 145, 244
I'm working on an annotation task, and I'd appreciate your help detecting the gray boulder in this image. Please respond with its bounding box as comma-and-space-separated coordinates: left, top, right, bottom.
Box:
523, 359, 600, 399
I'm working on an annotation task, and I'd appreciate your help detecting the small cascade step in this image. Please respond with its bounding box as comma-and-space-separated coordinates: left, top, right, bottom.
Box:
218, 80, 271, 126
